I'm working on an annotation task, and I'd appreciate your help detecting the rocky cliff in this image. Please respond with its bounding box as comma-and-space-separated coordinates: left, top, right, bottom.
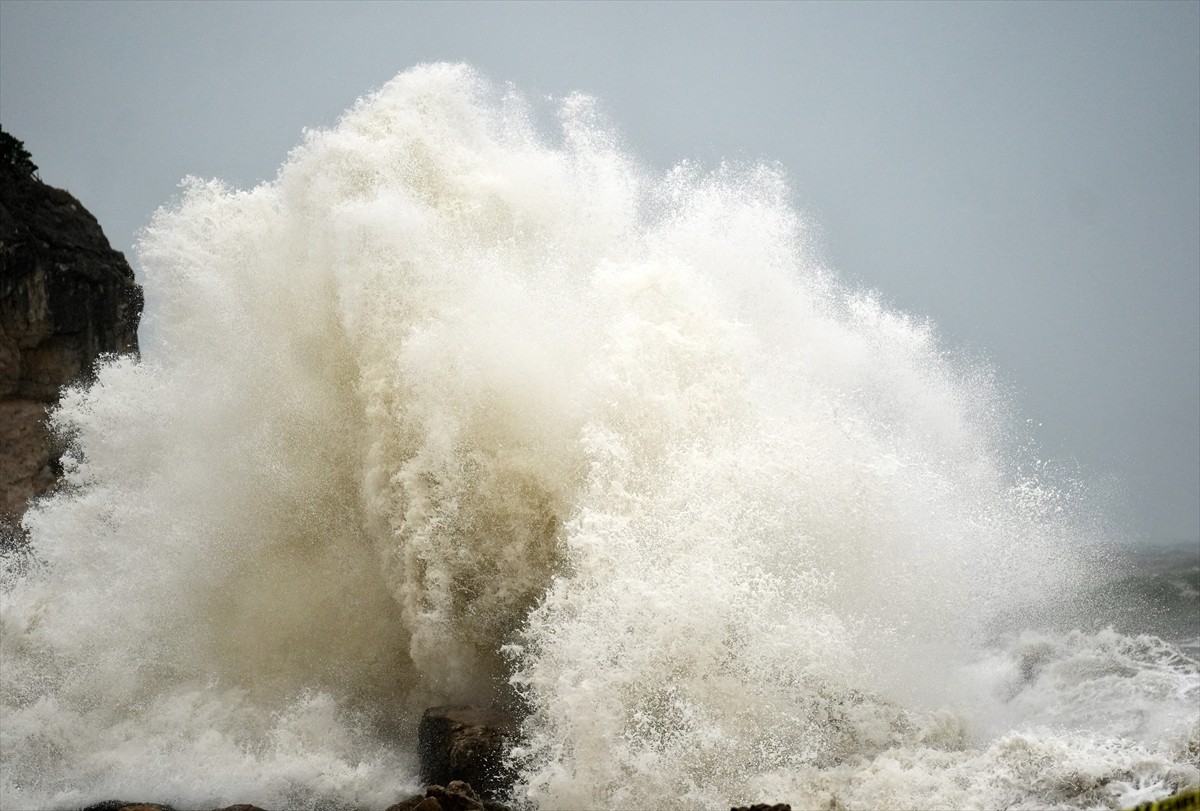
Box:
0, 127, 142, 530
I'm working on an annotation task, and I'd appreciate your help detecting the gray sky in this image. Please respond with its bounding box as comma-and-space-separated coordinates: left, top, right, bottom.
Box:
1, 0, 1197, 543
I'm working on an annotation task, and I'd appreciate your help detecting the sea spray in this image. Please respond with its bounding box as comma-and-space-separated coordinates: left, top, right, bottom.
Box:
1, 63, 1196, 810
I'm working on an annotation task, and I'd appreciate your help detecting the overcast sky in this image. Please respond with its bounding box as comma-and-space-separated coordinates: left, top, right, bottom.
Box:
1, 1, 1197, 543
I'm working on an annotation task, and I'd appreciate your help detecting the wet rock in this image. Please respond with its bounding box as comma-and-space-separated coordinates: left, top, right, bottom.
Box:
429, 781, 487, 811
384, 795, 435, 811
731, 805, 792, 811
77, 801, 271, 811
418, 706, 517, 801
0, 126, 141, 529
387, 779, 515, 811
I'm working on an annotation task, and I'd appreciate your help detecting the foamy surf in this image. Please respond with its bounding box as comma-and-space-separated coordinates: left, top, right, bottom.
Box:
1, 63, 1196, 810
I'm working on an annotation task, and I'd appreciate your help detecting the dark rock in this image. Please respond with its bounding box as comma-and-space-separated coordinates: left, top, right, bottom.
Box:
426, 781, 486, 811
0, 126, 141, 529
418, 706, 517, 801
384, 795, 435, 811
731, 805, 792, 811
77, 801, 274, 806
76, 803, 271, 811
387, 782, 510, 811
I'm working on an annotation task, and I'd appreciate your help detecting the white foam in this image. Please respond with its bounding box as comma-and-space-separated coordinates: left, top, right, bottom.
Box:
2, 64, 1196, 810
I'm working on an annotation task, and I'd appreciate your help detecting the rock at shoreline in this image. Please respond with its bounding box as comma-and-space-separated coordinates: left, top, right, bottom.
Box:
387, 779, 513, 811
78, 803, 269, 811
418, 705, 518, 801
0, 126, 142, 530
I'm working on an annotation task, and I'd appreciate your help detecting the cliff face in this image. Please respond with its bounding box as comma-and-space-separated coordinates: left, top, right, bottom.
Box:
0, 128, 142, 527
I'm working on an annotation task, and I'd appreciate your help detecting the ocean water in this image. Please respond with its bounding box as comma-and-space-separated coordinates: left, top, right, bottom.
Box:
1, 64, 1196, 811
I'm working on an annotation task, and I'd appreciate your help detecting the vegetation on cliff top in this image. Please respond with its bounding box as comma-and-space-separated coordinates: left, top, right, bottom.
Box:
0, 126, 39, 177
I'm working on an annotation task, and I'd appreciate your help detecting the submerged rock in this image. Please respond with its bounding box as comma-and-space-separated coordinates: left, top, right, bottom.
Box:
418, 706, 518, 801
0, 126, 141, 531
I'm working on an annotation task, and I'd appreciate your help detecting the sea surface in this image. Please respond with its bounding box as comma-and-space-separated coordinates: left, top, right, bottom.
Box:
1091, 541, 1199, 659
1, 65, 1196, 811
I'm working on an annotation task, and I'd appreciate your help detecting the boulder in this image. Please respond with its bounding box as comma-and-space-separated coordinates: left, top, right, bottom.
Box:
77, 803, 269, 811
427, 781, 487, 811
418, 707, 517, 801
386, 780, 510, 811
384, 795, 436, 811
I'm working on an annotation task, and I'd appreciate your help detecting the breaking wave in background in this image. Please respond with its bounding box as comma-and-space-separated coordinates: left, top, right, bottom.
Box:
2, 64, 1196, 810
